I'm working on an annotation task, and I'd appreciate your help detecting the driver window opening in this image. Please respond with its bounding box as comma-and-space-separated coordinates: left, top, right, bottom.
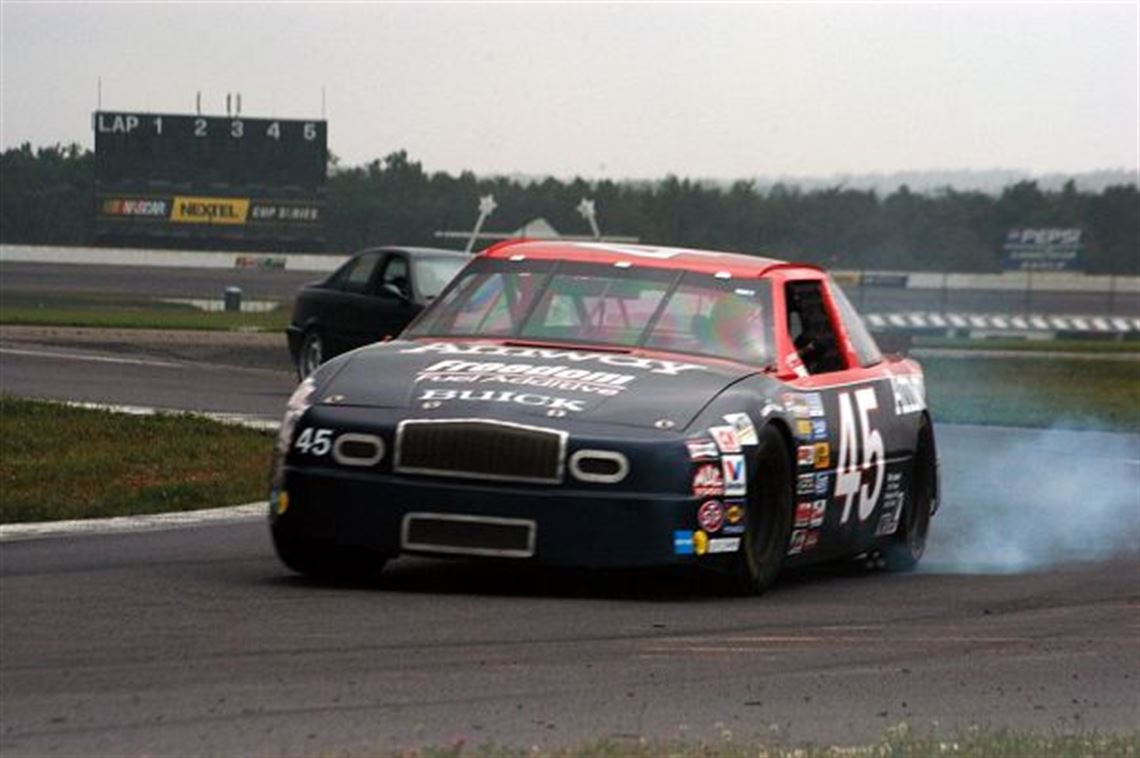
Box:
785, 281, 846, 375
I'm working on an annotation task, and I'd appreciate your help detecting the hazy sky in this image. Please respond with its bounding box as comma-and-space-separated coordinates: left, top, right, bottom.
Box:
1, 2, 1136, 180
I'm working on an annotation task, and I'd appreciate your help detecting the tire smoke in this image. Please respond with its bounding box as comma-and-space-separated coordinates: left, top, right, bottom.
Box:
921, 423, 1140, 573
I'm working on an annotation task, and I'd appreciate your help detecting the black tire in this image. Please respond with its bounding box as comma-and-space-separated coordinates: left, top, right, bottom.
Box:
885, 417, 935, 572
296, 329, 324, 379
735, 424, 795, 595
271, 526, 388, 583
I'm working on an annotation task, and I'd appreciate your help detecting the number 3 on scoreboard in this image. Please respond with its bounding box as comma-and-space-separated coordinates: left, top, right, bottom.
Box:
835, 387, 884, 525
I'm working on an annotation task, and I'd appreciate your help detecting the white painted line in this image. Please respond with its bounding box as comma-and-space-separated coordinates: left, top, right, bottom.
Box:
57, 400, 280, 432
0, 347, 185, 369
0, 502, 267, 542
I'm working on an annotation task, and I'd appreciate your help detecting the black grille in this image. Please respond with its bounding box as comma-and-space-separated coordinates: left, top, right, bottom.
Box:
396, 420, 565, 483
403, 514, 535, 557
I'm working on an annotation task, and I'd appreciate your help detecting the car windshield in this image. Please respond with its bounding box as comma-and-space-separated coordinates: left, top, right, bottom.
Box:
414, 256, 469, 300
405, 259, 775, 367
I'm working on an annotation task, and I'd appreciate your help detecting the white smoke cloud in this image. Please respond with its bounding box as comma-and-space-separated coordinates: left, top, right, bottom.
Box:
921, 423, 1140, 573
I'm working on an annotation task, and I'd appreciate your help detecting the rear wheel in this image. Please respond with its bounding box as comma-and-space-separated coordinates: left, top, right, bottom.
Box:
735, 424, 794, 595
297, 329, 324, 379
272, 526, 388, 583
885, 417, 935, 572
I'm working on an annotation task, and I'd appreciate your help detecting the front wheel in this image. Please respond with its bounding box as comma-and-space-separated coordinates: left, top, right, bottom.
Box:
296, 329, 324, 379
885, 417, 935, 572
734, 424, 794, 595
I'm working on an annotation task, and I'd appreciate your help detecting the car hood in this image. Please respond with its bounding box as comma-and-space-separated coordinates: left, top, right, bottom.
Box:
317, 339, 761, 431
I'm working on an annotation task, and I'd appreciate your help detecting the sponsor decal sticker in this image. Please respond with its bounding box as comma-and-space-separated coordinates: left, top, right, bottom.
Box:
813, 442, 831, 469
721, 524, 745, 536
796, 473, 816, 496
725, 503, 745, 524
707, 537, 741, 554
804, 530, 821, 551
797, 445, 816, 468
814, 472, 831, 496
805, 393, 826, 418
787, 529, 806, 556
692, 464, 725, 498
722, 455, 747, 497
673, 530, 695, 555
686, 437, 720, 461
796, 419, 814, 440
782, 393, 811, 418
708, 426, 742, 454
697, 500, 725, 534
402, 342, 706, 376
794, 500, 814, 528
811, 419, 829, 442
891, 375, 926, 415
875, 471, 907, 536
809, 499, 826, 528
722, 413, 758, 446
693, 530, 709, 556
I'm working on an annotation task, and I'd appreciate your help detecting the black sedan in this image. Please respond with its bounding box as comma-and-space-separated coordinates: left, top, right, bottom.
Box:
286, 247, 468, 377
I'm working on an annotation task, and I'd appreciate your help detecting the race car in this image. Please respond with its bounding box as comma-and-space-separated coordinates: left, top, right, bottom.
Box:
268, 240, 938, 593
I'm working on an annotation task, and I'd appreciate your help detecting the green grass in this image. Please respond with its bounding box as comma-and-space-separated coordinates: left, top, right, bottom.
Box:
347, 727, 1140, 757
924, 356, 1140, 432
0, 397, 275, 523
0, 291, 290, 331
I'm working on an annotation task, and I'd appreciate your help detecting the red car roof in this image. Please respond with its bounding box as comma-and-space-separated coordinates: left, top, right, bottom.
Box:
480, 239, 820, 278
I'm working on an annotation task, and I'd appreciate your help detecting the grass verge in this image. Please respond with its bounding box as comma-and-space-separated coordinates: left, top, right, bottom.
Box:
923, 356, 1139, 432
0, 396, 274, 524
0, 292, 290, 331
358, 727, 1140, 757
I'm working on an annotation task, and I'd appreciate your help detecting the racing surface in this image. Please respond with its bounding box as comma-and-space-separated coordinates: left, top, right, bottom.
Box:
3, 259, 1138, 315
1, 328, 1138, 755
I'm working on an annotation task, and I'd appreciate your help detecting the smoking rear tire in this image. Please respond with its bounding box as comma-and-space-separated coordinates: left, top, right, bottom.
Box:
297, 329, 324, 379
885, 417, 935, 572
272, 527, 388, 582
735, 424, 794, 595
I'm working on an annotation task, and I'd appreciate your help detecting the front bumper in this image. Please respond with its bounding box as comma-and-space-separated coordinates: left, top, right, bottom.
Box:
272, 465, 701, 568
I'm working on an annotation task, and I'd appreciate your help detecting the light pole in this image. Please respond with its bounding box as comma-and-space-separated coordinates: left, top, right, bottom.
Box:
577, 198, 601, 240
465, 194, 498, 254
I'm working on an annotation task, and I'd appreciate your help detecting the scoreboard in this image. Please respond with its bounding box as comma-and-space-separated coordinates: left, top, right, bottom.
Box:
93, 111, 327, 251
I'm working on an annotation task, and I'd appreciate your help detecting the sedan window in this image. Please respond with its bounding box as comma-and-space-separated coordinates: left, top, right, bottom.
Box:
328, 253, 382, 294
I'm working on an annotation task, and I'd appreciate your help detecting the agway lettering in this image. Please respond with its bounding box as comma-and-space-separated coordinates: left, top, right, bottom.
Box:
404, 342, 706, 376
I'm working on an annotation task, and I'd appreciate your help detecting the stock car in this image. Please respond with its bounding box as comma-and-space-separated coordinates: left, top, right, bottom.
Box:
286, 246, 468, 378
269, 240, 938, 593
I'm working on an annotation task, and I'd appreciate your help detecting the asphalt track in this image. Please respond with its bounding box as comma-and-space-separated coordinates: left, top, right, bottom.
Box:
3, 259, 1139, 315
1, 332, 1138, 755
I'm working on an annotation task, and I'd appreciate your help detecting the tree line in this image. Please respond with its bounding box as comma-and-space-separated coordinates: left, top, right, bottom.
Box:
2, 143, 1136, 274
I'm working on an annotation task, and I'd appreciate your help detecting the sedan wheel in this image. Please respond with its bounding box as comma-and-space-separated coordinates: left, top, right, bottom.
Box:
297, 329, 324, 379
735, 424, 794, 595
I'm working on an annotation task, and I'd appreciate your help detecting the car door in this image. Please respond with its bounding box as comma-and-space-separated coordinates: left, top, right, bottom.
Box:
773, 271, 920, 560
362, 252, 420, 340
322, 251, 386, 355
